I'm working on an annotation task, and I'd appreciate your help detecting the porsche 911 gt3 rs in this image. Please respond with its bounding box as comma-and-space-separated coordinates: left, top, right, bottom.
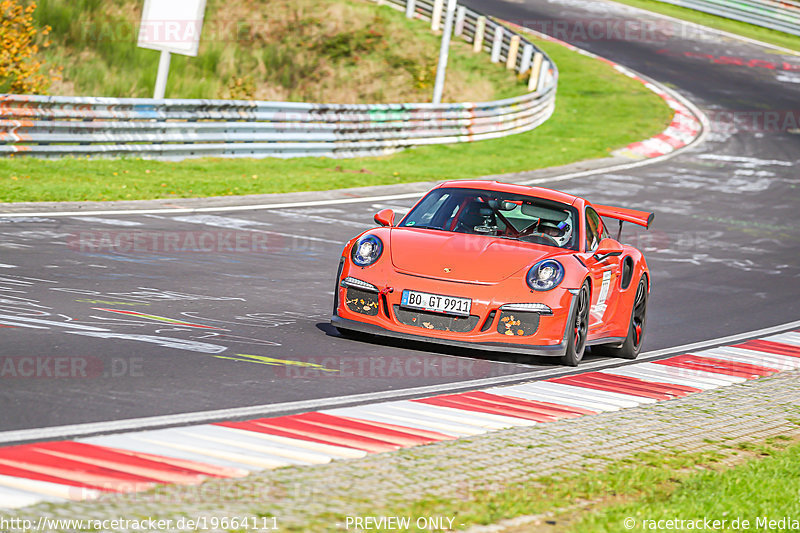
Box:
331, 180, 653, 366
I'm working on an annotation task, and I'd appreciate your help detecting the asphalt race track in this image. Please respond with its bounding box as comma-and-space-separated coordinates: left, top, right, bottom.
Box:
0, 0, 798, 437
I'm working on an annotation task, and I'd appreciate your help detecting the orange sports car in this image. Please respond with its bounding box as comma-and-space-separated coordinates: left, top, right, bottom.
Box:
331, 181, 653, 366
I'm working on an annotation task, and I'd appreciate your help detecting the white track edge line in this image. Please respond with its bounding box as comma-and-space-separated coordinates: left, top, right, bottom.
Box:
1, 319, 797, 445
0, 192, 427, 218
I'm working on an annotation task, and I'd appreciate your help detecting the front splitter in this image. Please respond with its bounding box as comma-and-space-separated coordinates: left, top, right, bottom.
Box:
330, 315, 569, 357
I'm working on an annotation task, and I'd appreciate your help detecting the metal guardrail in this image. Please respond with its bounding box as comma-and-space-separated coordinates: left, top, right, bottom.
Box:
0, 0, 557, 160
654, 0, 800, 36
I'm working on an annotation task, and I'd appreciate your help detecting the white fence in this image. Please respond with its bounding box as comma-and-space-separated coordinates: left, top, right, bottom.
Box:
654, 0, 800, 36
0, 0, 557, 160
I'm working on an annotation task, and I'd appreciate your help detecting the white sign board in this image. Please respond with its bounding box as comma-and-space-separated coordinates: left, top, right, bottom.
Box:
138, 0, 207, 57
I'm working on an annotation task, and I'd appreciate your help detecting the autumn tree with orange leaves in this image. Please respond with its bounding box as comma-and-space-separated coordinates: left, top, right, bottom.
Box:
0, 0, 52, 94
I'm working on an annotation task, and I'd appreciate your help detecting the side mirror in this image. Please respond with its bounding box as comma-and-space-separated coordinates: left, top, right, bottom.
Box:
374, 208, 395, 227
593, 238, 623, 262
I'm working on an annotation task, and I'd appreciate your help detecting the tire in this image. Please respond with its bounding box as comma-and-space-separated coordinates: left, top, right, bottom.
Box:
332, 258, 345, 316
560, 281, 590, 367
595, 275, 648, 360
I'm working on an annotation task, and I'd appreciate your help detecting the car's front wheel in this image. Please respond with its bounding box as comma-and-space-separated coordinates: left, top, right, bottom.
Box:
560, 281, 590, 367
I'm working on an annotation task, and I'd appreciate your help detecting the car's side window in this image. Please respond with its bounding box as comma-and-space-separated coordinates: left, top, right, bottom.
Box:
585, 207, 603, 252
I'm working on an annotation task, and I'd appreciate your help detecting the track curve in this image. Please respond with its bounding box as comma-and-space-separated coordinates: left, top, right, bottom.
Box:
0, 0, 797, 436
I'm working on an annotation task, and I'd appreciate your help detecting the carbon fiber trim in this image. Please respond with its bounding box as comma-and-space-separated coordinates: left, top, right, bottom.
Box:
330, 315, 568, 357
497, 311, 540, 337
393, 305, 480, 333
345, 288, 380, 316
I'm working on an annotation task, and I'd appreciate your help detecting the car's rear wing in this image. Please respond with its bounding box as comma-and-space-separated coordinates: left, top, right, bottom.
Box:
594, 204, 654, 230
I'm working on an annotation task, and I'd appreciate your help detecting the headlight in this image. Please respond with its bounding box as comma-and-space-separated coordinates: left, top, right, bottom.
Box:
351, 234, 383, 267
526, 259, 564, 291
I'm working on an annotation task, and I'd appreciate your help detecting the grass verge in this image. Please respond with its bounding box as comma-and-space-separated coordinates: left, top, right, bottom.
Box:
305, 436, 800, 532
0, 38, 673, 203
612, 0, 800, 53
34, 0, 520, 103
575, 436, 800, 532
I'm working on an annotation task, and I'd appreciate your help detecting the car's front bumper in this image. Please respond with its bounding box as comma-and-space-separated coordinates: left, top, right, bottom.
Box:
331, 314, 570, 357
332, 272, 578, 358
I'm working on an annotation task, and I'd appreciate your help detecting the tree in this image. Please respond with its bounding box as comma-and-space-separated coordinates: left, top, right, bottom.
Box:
0, 0, 51, 94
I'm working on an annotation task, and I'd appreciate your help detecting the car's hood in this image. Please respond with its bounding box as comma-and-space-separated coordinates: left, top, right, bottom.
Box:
389, 228, 561, 283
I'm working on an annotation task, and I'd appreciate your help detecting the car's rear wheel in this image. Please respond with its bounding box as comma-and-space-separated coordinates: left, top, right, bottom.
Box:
595, 275, 648, 360
560, 281, 590, 367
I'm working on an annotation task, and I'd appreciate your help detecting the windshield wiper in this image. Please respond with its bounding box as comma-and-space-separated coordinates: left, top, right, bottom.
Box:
403, 224, 448, 231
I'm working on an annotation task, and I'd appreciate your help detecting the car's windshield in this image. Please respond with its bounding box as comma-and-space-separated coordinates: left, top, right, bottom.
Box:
399, 187, 579, 250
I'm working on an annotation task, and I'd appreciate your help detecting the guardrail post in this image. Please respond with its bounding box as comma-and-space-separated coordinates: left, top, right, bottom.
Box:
520, 43, 533, 74
538, 60, 551, 91
528, 52, 543, 91
433, 0, 457, 104
405, 0, 415, 18
431, 0, 444, 31
473, 16, 486, 52
490, 25, 503, 63
506, 35, 520, 70
454, 6, 466, 36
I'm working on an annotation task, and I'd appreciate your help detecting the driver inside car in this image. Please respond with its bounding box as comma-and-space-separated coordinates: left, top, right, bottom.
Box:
537, 220, 573, 247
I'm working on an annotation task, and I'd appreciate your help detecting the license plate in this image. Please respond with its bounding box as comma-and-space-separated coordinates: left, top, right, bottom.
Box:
401, 290, 472, 317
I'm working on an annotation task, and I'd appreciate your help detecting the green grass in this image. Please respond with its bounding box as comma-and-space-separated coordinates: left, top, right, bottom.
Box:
33, 0, 522, 103
613, 0, 800, 53
576, 440, 800, 532
290, 438, 800, 532
387, 450, 730, 532
0, 38, 673, 203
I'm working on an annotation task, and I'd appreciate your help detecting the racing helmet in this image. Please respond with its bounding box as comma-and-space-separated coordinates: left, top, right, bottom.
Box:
538, 220, 572, 247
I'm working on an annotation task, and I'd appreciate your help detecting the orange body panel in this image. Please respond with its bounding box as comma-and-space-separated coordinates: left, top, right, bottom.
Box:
331, 181, 650, 357
593, 204, 655, 228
